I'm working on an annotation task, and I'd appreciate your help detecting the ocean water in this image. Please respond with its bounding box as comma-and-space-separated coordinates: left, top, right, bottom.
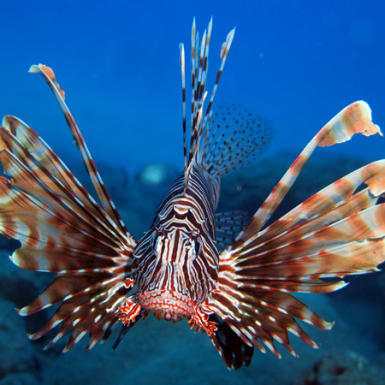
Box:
0, 0, 385, 384
1, 0, 384, 171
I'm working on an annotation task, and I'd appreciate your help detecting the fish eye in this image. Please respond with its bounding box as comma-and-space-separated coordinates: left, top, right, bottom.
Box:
194, 239, 201, 256
153, 228, 166, 254
154, 236, 162, 256
187, 231, 201, 258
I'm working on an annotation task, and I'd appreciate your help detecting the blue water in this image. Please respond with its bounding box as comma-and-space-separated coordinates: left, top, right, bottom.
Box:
1, 1, 385, 384
1, 0, 384, 173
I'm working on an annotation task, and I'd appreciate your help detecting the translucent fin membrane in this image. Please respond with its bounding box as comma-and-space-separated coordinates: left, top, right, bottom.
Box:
235, 101, 382, 244
208, 101, 384, 363
0, 67, 137, 352
200, 103, 273, 177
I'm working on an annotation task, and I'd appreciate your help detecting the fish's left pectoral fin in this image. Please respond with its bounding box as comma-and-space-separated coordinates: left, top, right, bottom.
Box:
235, 101, 382, 243
207, 157, 385, 366
207, 249, 328, 364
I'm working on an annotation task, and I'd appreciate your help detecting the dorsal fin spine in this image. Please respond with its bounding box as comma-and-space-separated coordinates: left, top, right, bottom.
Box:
179, 19, 235, 186
179, 43, 187, 173
204, 28, 235, 119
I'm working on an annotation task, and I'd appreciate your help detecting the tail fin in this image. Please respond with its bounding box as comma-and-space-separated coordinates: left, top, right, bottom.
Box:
179, 18, 235, 181
199, 103, 273, 178
0, 67, 137, 351
207, 101, 384, 367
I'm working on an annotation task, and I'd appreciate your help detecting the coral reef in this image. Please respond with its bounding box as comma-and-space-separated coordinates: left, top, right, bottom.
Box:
294, 350, 385, 385
0, 296, 42, 384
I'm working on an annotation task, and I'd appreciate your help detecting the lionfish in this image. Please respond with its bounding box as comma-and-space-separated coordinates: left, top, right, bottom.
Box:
0, 19, 384, 370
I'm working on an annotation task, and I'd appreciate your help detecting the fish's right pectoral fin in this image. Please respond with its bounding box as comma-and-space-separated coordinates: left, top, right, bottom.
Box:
0, 67, 139, 351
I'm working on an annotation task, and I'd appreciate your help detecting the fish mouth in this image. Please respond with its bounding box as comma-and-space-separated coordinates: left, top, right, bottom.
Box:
138, 289, 195, 322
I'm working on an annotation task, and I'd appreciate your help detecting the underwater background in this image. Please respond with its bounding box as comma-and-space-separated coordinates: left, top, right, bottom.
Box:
0, 0, 385, 384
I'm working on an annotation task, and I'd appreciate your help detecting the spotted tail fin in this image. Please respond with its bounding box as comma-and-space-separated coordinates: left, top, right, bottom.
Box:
207, 102, 385, 367
215, 210, 248, 251
179, 19, 235, 181
0, 67, 137, 351
199, 104, 273, 178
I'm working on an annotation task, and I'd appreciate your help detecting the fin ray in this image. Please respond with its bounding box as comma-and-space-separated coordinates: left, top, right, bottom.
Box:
0, 66, 138, 351
208, 102, 384, 357
180, 19, 235, 183
234, 101, 382, 246
29, 64, 132, 241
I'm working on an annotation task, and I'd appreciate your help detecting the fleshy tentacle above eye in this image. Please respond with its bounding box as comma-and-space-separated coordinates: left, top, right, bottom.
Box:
0, 65, 137, 351
206, 101, 385, 367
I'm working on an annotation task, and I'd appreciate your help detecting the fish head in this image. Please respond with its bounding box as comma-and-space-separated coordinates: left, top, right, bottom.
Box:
133, 227, 210, 322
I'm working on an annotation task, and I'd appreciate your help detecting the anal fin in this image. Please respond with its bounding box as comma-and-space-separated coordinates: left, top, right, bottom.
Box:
209, 314, 254, 370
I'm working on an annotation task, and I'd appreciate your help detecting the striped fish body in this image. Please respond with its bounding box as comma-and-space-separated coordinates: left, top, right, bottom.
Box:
1, 18, 385, 370
132, 166, 220, 324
